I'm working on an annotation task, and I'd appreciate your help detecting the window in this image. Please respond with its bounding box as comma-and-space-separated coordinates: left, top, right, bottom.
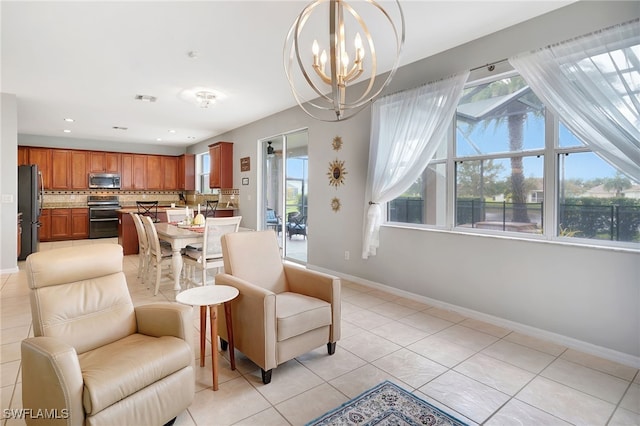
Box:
196, 152, 212, 194
388, 71, 640, 246
455, 75, 545, 234
558, 125, 640, 242
388, 134, 447, 226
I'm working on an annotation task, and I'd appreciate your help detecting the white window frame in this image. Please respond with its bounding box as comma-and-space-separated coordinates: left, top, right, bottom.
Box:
386, 69, 640, 251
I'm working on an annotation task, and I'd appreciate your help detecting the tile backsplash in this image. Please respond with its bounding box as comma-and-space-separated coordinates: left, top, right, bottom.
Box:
43, 189, 239, 208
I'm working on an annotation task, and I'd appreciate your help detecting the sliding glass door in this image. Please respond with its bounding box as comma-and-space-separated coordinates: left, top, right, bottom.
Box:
260, 129, 308, 263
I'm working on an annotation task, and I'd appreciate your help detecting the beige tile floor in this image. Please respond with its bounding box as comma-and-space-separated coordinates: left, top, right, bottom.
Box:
2, 238, 639, 425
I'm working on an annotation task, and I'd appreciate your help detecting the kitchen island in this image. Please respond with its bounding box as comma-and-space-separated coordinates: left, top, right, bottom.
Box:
117, 206, 238, 255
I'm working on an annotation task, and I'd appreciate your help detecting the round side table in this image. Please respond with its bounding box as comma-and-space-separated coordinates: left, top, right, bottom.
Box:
176, 285, 239, 391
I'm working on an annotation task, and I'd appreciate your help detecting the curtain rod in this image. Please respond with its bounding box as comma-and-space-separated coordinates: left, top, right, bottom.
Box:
469, 58, 508, 73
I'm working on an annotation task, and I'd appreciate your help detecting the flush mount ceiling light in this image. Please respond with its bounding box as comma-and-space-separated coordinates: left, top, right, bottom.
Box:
195, 91, 216, 108
284, 0, 404, 121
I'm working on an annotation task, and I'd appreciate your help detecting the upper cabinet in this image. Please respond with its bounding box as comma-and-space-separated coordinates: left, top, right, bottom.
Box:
121, 154, 147, 190
18, 146, 29, 166
90, 151, 120, 173
71, 150, 89, 189
178, 154, 195, 191
19, 146, 196, 190
208, 142, 233, 188
162, 156, 179, 190
28, 147, 52, 189
145, 155, 164, 190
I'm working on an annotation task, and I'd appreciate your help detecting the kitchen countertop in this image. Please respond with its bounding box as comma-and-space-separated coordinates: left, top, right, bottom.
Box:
116, 205, 237, 213
43, 204, 238, 210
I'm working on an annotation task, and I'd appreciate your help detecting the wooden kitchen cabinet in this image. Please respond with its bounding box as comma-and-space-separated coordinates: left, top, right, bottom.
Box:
41, 208, 88, 241
121, 154, 147, 190
71, 150, 89, 189
145, 155, 164, 190
90, 151, 120, 173
50, 208, 71, 240
39, 209, 51, 242
28, 147, 52, 189
162, 156, 178, 190
71, 208, 89, 239
178, 154, 195, 191
18, 146, 29, 166
51, 149, 73, 189
208, 142, 233, 189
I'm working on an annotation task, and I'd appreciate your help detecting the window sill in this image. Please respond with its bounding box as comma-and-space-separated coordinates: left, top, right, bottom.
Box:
382, 222, 640, 254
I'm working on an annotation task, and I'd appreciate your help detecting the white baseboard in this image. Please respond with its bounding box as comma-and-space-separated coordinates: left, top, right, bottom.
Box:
1, 266, 19, 275
309, 264, 640, 369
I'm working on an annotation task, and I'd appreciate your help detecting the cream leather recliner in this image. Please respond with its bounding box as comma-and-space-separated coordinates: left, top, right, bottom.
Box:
216, 230, 341, 384
21, 244, 195, 426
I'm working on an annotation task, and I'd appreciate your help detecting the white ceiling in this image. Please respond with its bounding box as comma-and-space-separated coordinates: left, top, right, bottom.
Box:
1, 1, 575, 147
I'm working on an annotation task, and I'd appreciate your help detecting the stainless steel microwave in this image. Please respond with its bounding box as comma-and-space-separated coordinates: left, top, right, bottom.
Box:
88, 173, 121, 189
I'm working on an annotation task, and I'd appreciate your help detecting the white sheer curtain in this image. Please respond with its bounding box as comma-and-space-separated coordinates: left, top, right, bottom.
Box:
362, 72, 468, 259
510, 19, 640, 181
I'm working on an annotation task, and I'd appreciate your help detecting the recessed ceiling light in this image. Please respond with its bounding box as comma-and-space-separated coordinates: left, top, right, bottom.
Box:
156, 138, 162, 142
187, 136, 196, 140
112, 126, 128, 131
63, 118, 74, 122
187, 50, 199, 59
63, 129, 71, 133
168, 129, 176, 134
134, 94, 157, 103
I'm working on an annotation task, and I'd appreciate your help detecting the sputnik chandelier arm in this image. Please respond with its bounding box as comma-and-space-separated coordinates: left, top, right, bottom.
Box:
284, 0, 404, 122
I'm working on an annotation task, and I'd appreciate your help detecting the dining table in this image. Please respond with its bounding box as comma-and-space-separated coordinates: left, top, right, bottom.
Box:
155, 221, 252, 291
154, 222, 203, 291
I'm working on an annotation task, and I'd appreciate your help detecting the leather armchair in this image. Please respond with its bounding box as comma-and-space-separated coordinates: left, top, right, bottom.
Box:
216, 230, 340, 384
21, 244, 195, 426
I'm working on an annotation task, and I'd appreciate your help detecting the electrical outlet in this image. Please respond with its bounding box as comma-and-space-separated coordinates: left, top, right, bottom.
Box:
1, 194, 14, 203
344, 250, 350, 260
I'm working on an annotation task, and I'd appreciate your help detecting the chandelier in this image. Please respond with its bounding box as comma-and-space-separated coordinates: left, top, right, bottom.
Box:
195, 91, 216, 108
284, 0, 404, 121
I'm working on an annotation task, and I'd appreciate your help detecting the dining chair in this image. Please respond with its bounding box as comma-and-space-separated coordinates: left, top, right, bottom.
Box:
165, 208, 189, 223
137, 200, 159, 222
204, 200, 219, 218
130, 212, 150, 283
183, 216, 242, 287
141, 215, 173, 295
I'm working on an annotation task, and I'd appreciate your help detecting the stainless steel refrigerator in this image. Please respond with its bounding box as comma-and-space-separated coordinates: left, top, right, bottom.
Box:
18, 165, 43, 260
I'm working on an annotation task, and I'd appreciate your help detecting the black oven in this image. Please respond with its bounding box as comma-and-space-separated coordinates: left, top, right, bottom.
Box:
87, 196, 120, 238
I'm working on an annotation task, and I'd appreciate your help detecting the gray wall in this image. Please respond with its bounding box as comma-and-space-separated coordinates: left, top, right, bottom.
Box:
190, 1, 640, 365
1, 94, 18, 272
18, 133, 186, 156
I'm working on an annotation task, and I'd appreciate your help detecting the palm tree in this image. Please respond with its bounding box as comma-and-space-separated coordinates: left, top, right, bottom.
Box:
603, 172, 632, 197
458, 76, 542, 223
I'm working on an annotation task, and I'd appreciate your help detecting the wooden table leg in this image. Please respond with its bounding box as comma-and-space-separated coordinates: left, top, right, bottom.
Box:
210, 305, 218, 391
199, 306, 206, 367
223, 301, 236, 370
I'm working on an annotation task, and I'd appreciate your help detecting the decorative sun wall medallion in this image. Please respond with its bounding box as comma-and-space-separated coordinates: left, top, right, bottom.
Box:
331, 197, 341, 212
332, 136, 343, 151
327, 159, 347, 188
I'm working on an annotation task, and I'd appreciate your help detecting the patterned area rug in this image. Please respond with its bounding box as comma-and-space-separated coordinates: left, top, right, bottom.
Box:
306, 381, 468, 426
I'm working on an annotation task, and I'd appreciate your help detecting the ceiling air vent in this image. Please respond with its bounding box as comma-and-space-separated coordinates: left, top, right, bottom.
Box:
134, 94, 157, 103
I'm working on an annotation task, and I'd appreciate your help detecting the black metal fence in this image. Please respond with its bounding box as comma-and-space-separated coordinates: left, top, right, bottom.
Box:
388, 197, 640, 242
